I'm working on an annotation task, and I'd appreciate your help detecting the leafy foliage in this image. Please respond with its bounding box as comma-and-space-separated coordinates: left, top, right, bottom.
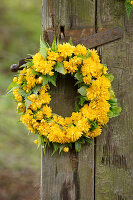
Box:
78, 86, 88, 96
40, 37, 47, 59
104, 74, 114, 82
42, 74, 57, 86
75, 141, 82, 152
51, 36, 57, 52
125, 0, 133, 19
55, 62, 65, 74
108, 98, 122, 118
6, 81, 18, 92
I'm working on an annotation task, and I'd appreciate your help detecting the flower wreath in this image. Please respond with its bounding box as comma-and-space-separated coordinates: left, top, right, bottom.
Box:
8, 37, 121, 154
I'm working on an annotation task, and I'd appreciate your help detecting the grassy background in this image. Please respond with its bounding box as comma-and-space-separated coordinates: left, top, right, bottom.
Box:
0, 1, 42, 199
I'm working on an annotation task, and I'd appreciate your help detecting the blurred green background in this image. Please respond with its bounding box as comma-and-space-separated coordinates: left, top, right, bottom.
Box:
0, 0, 42, 199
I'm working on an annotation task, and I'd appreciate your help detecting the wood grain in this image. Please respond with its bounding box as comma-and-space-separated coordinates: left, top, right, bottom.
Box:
41, 0, 95, 199
95, 1, 133, 200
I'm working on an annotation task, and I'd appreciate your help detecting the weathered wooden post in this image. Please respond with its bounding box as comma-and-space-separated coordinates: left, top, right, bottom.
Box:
41, 1, 133, 200
41, 0, 95, 199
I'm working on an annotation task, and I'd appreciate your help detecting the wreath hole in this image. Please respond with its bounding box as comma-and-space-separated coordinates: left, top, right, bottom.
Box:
50, 74, 78, 117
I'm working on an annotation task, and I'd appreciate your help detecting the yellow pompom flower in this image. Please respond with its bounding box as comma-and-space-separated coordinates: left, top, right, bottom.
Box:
63, 147, 69, 152
36, 77, 43, 84
33, 52, 55, 75
43, 105, 52, 118
58, 43, 75, 58
47, 50, 59, 61
131, 1, 133, 5
74, 44, 87, 56
13, 88, 22, 102
36, 111, 44, 120
90, 49, 100, 63
34, 140, 38, 145
13, 77, 18, 82
63, 56, 82, 74
83, 75, 91, 85
87, 126, 102, 138
86, 76, 111, 101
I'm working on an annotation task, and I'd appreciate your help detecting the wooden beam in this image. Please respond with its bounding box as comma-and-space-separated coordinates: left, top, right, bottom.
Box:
41, 0, 95, 199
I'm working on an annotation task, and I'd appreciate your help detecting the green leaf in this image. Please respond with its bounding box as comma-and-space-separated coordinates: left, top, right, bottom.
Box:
7, 81, 18, 91
125, 0, 133, 19
25, 98, 32, 110
78, 137, 85, 144
74, 72, 83, 81
59, 144, 65, 155
57, 36, 60, 47
68, 37, 73, 45
84, 136, 93, 143
75, 141, 81, 152
79, 96, 87, 106
108, 110, 114, 118
48, 75, 57, 86
55, 62, 65, 74
42, 76, 49, 86
32, 85, 41, 96
104, 74, 114, 82
108, 98, 117, 106
51, 36, 57, 52
40, 37, 47, 59
75, 101, 80, 112
52, 143, 59, 156
111, 106, 122, 117
86, 49, 91, 58
109, 89, 115, 98
90, 121, 98, 131
37, 135, 42, 148
6, 86, 18, 95
78, 86, 88, 96
37, 135, 45, 149
67, 123, 73, 127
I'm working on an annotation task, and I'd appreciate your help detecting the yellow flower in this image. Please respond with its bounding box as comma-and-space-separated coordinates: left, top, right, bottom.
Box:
36, 111, 44, 120
65, 126, 82, 142
28, 94, 37, 102
63, 56, 82, 74
58, 43, 75, 58
90, 49, 100, 63
63, 147, 69, 152
87, 126, 102, 138
81, 100, 110, 125
81, 56, 105, 79
33, 52, 55, 75
53, 115, 65, 126
131, 1, 133, 5
47, 50, 59, 61
17, 102, 25, 112
43, 105, 52, 118
76, 118, 91, 133
34, 140, 38, 145
20, 111, 33, 132
86, 76, 111, 101
12, 88, 22, 102
74, 44, 87, 56
71, 112, 82, 124
32, 119, 40, 129
13, 77, 18, 82
39, 92, 51, 104
36, 77, 43, 84
83, 75, 91, 85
